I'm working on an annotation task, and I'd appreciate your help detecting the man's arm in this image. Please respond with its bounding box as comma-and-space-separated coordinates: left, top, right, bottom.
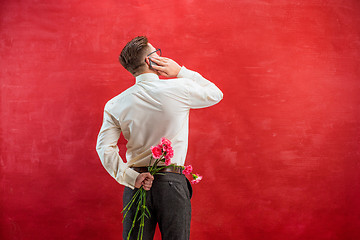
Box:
150, 56, 223, 108
96, 109, 154, 190
177, 66, 223, 108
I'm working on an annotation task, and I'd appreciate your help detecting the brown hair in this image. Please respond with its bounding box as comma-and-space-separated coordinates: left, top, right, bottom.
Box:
119, 36, 150, 76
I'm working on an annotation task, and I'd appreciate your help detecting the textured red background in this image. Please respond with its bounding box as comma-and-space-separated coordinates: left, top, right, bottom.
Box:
1, 0, 360, 239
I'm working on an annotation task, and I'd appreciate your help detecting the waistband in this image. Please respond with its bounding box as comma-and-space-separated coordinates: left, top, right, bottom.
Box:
131, 165, 183, 174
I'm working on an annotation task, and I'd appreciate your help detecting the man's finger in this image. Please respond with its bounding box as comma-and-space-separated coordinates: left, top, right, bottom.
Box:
151, 64, 167, 72
150, 57, 167, 64
142, 182, 151, 188
142, 172, 154, 180
143, 180, 152, 185
142, 180, 153, 191
155, 70, 168, 77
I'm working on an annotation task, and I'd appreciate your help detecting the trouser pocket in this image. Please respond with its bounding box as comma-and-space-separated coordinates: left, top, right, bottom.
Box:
185, 177, 193, 199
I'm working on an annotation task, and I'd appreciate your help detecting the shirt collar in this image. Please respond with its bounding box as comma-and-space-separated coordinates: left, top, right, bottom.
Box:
135, 73, 160, 84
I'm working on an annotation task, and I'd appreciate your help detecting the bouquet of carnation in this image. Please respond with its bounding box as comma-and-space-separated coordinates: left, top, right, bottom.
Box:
122, 137, 202, 240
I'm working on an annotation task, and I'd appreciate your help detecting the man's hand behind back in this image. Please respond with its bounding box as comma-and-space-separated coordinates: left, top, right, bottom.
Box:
135, 172, 154, 191
149, 57, 181, 78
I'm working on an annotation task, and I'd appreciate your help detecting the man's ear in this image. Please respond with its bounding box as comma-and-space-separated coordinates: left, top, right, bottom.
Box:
145, 57, 150, 66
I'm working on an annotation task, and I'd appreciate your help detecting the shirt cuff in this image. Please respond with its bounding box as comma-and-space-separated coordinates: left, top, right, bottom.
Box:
177, 66, 194, 79
123, 168, 140, 189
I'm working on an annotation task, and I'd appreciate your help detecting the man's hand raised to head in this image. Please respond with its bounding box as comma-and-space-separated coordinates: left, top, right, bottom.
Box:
148, 57, 181, 78
135, 172, 154, 191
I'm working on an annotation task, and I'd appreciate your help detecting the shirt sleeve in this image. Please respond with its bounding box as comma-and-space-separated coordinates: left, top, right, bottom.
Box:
177, 66, 223, 108
96, 108, 139, 189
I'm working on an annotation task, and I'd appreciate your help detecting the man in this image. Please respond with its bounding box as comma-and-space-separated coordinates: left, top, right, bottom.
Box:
96, 36, 223, 240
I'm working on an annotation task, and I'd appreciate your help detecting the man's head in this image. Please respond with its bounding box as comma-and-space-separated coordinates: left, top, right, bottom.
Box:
119, 36, 156, 76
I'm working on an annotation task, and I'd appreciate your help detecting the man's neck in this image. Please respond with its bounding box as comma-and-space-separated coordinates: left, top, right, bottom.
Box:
134, 69, 158, 77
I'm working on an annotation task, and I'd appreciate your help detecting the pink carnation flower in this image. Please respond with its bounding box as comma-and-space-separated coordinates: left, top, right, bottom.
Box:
163, 144, 172, 152
165, 148, 174, 159
165, 158, 171, 166
151, 145, 162, 159
183, 165, 193, 175
191, 174, 203, 184
161, 137, 172, 147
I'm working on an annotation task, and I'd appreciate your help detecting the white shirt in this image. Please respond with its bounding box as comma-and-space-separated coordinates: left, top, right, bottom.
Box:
96, 66, 223, 189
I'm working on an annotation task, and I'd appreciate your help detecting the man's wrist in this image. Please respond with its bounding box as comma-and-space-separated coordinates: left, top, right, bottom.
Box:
174, 66, 181, 77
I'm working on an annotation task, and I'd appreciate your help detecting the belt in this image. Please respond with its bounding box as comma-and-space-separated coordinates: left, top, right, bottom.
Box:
131, 166, 182, 174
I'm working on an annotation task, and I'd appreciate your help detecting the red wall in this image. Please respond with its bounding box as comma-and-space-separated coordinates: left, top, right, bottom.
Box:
1, 1, 360, 239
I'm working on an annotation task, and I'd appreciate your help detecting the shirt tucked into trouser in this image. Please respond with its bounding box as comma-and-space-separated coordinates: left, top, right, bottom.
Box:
122, 173, 193, 240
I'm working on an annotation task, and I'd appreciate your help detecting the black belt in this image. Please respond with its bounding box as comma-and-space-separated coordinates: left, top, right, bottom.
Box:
131, 166, 182, 174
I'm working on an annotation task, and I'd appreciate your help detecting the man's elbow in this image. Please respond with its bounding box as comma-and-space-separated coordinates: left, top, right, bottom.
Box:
96, 144, 118, 162
96, 140, 107, 160
218, 89, 224, 102
212, 89, 223, 104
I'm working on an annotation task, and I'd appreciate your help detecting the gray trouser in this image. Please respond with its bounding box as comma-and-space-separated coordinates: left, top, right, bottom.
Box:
123, 173, 193, 240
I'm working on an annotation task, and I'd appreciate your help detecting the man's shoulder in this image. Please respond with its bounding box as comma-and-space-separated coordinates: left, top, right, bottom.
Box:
105, 85, 138, 108
161, 77, 193, 87
148, 78, 193, 96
